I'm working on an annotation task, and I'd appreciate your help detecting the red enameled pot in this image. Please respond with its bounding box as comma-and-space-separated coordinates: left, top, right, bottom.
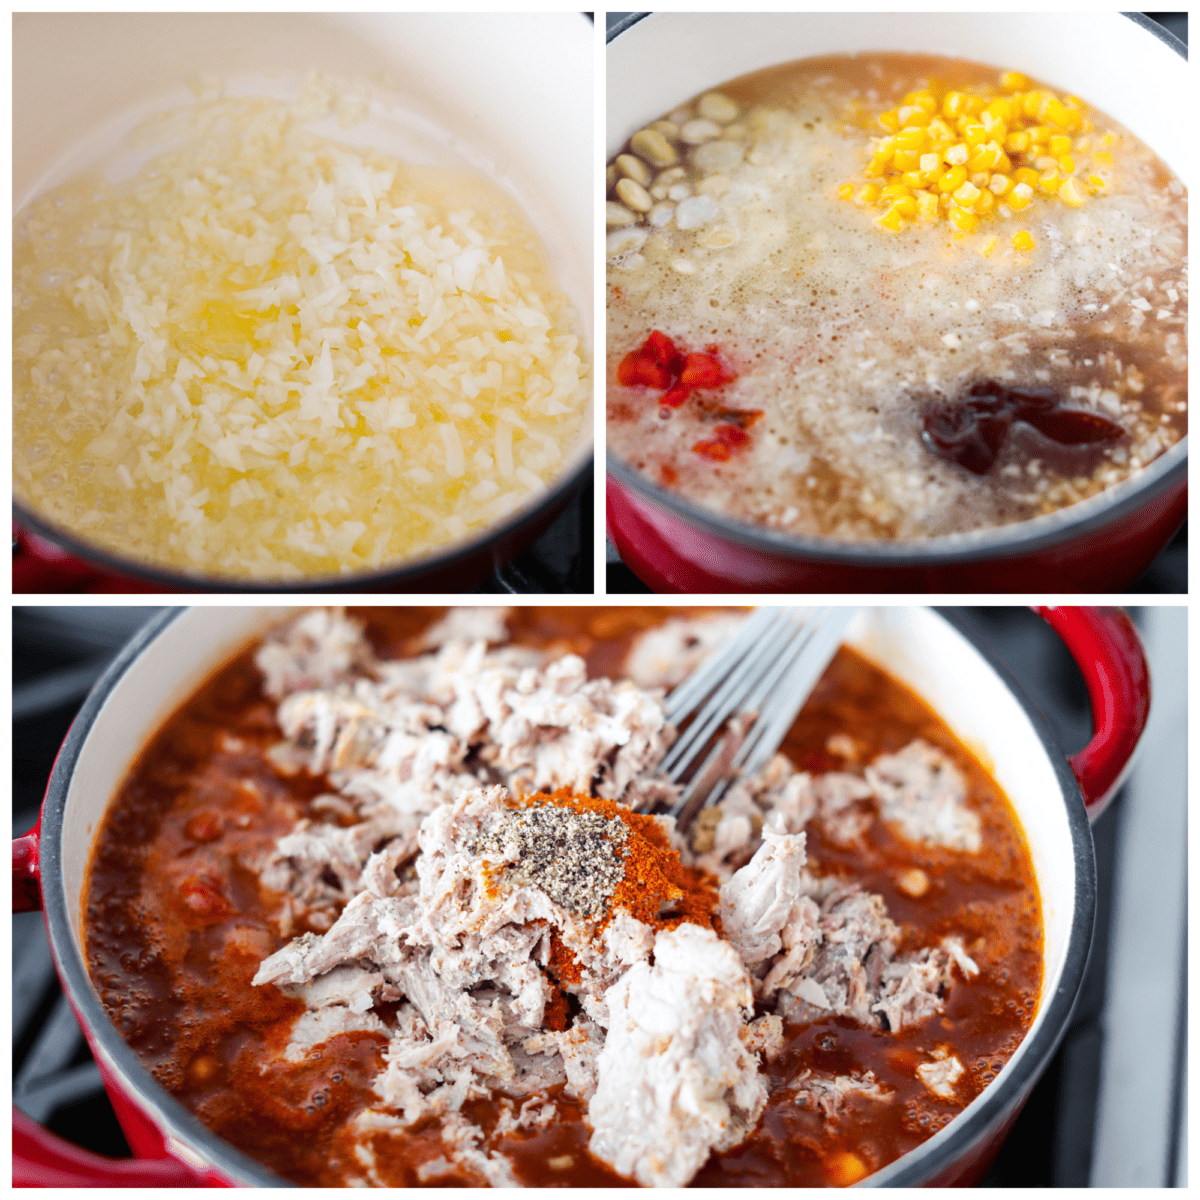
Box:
605, 13, 1187, 594
12, 606, 1150, 1186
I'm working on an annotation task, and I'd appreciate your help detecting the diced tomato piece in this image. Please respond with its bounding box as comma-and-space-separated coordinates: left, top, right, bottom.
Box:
693, 439, 732, 462
714, 423, 750, 448
679, 351, 732, 390
617, 351, 674, 389
660, 384, 691, 408
644, 330, 684, 375
180, 876, 235, 920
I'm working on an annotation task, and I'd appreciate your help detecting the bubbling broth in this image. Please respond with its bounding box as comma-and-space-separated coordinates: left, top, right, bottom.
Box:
606, 53, 1187, 541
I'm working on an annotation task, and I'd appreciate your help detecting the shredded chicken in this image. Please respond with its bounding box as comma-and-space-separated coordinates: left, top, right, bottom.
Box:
246, 609, 991, 1187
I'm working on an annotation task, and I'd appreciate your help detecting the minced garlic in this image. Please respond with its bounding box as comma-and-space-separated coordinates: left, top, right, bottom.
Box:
14, 73, 589, 579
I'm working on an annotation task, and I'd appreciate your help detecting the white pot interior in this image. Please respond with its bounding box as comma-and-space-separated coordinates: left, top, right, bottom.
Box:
608, 13, 1188, 188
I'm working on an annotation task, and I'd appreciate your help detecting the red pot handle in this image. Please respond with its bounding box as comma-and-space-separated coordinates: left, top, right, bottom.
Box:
1032, 606, 1151, 820
13, 828, 41, 913
13, 1108, 206, 1187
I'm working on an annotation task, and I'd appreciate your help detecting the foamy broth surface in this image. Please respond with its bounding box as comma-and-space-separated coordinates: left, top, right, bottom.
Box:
607, 54, 1187, 540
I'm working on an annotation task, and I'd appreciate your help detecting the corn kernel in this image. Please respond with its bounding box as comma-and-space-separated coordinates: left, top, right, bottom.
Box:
1048, 135, 1072, 158
973, 189, 996, 215
942, 91, 969, 118
953, 181, 982, 205
917, 190, 940, 220
986, 97, 1015, 122
1086, 173, 1107, 192
964, 96, 985, 117
1041, 96, 1072, 131
875, 205, 905, 232
1006, 131, 1030, 153
1026, 125, 1049, 144
962, 124, 989, 149
894, 127, 927, 150
898, 105, 931, 127
996, 151, 1013, 173
1013, 167, 1041, 188
1001, 72, 1029, 93
902, 170, 925, 189
920, 152, 941, 173
1022, 92, 1042, 118
856, 183, 881, 205
945, 143, 969, 166
948, 205, 979, 234
937, 166, 968, 194
837, 182, 855, 200
880, 182, 913, 199
891, 195, 918, 217
892, 149, 921, 171
878, 110, 900, 132
1057, 155, 1075, 175
1038, 169, 1061, 194
971, 172, 990, 188
1100, 131, 1118, 149
1008, 182, 1034, 210
989, 174, 1012, 196
927, 117, 953, 142
1058, 176, 1087, 207
1012, 230, 1035, 250
1092, 150, 1114, 167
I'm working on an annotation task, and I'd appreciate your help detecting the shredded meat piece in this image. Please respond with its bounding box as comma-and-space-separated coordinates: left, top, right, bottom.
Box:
917, 1048, 967, 1099
867, 739, 982, 851
246, 611, 992, 1187
587, 925, 767, 1188
792, 1069, 891, 1118
624, 613, 748, 689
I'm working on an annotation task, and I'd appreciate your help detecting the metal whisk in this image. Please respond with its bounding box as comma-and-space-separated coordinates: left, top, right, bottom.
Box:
653, 607, 856, 829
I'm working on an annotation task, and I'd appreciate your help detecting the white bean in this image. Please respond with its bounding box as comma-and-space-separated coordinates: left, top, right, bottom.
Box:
698, 92, 739, 123
606, 227, 648, 258
701, 225, 739, 249
615, 177, 653, 213
692, 140, 744, 174
648, 202, 675, 227
667, 183, 693, 202
651, 120, 680, 142
606, 201, 636, 227
616, 154, 651, 187
630, 128, 677, 168
681, 118, 722, 145
675, 194, 719, 230
655, 167, 687, 189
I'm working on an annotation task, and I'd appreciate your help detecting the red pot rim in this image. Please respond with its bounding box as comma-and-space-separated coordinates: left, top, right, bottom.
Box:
35, 606, 1097, 1187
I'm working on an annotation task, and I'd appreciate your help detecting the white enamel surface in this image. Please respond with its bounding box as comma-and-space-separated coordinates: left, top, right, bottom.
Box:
15, 12, 593, 477
845, 607, 1074, 1088
608, 13, 1190, 187
60, 607, 296, 947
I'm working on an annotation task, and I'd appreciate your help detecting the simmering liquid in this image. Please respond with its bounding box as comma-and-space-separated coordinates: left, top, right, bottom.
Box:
607, 54, 1187, 541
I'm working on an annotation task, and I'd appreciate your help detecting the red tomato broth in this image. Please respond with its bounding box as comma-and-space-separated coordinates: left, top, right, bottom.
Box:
84, 608, 1041, 1187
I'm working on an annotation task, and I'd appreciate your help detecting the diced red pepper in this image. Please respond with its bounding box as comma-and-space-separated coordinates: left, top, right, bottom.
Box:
714, 423, 750, 448
693, 439, 732, 461
660, 384, 691, 409
679, 351, 732, 390
644, 330, 685, 376
617, 351, 675, 389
